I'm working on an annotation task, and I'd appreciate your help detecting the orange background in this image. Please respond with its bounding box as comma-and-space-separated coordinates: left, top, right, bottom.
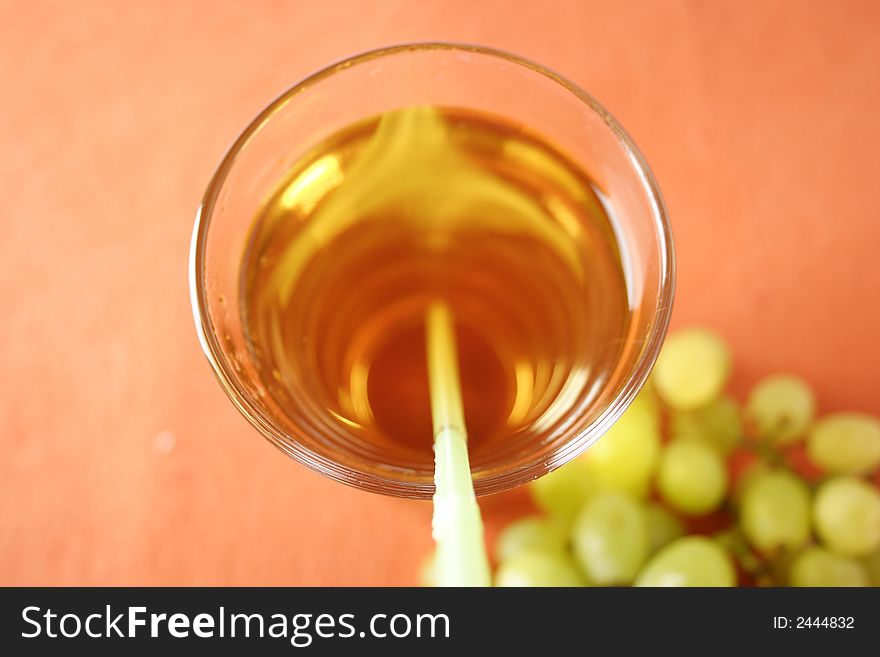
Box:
2, 0, 879, 585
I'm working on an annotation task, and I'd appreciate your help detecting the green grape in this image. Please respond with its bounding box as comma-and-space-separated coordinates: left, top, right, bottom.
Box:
571, 491, 649, 585
494, 550, 585, 587
635, 536, 736, 587
862, 549, 880, 586
528, 458, 596, 526
806, 413, 880, 475
732, 461, 772, 508
745, 375, 815, 444
813, 476, 880, 557
657, 439, 728, 516
645, 503, 685, 554
494, 516, 567, 563
670, 395, 742, 455
652, 328, 731, 410
583, 389, 661, 498
739, 469, 811, 553
788, 547, 868, 587
419, 550, 437, 587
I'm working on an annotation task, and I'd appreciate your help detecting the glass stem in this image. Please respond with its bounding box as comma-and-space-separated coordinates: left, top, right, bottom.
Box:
426, 300, 491, 586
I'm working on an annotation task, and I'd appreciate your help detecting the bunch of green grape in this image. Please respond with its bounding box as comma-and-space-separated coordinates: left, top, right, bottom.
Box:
422, 328, 880, 587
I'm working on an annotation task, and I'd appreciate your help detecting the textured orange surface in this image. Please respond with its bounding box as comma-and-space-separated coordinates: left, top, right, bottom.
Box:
2, 0, 879, 585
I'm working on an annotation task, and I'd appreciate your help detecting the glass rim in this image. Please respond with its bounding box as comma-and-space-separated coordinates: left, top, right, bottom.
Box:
189, 41, 676, 498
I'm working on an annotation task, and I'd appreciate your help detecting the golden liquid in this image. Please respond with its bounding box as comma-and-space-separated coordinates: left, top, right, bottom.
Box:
241, 107, 630, 470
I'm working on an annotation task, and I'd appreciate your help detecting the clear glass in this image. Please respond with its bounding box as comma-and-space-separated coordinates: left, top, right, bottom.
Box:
189, 43, 675, 499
